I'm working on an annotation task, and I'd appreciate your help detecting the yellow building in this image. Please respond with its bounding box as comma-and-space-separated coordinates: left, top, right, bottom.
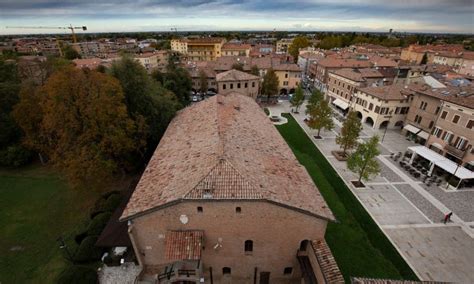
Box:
171, 38, 226, 61
273, 64, 302, 95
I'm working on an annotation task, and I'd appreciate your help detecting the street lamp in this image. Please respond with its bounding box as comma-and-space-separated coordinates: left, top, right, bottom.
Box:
56, 236, 74, 263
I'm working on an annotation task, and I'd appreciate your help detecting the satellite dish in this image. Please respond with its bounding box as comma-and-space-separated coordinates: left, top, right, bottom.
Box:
179, 214, 189, 224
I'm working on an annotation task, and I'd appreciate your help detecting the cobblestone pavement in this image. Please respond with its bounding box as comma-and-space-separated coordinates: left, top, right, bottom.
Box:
268, 101, 474, 283
98, 263, 141, 284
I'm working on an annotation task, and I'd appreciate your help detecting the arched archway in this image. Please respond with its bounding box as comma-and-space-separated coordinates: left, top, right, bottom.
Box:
289, 88, 296, 94
299, 240, 309, 251
394, 120, 404, 128
208, 87, 217, 93
280, 88, 288, 95
355, 111, 363, 120
379, 120, 390, 129
191, 88, 197, 94
365, 117, 375, 128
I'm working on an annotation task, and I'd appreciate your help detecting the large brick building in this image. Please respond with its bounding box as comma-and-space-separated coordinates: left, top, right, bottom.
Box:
216, 69, 260, 98
120, 93, 343, 284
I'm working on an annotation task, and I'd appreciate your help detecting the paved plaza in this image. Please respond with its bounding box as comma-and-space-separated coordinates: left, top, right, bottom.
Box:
269, 100, 474, 283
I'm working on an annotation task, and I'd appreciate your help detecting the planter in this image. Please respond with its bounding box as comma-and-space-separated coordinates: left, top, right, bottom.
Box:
314, 135, 322, 140
332, 150, 348, 161
351, 180, 365, 188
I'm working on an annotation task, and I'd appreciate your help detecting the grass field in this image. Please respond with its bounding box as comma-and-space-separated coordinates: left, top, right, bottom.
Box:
276, 114, 418, 282
0, 165, 100, 283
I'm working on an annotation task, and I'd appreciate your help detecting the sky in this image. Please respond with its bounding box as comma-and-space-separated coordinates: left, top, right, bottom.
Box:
0, 0, 473, 35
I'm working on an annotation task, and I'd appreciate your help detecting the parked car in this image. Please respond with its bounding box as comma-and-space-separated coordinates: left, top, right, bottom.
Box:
207, 91, 217, 96
192, 95, 199, 102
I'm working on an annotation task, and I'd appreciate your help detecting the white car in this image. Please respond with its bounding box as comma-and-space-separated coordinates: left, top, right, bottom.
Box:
192, 95, 198, 102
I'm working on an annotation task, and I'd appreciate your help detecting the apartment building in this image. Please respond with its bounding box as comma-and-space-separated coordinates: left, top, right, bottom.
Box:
120, 93, 342, 284
221, 43, 251, 57
189, 67, 217, 93
400, 44, 464, 64
216, 69, 260, 98
276, 38, 293, 54
351, 85, 413, 129
432, 52, 464, 67
134, 51, 168, 73
457, 52, 474, 77
297, 52, 324, 78
171, 38, 226, 61
327, 68, 388, 112
273, 63, 302, 95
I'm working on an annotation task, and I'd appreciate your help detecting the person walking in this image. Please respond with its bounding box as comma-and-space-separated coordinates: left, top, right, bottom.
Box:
447, 212, 453, 222
444, 212, 453, 224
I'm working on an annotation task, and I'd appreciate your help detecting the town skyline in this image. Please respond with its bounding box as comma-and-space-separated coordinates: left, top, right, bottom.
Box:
1, 0, 473, 35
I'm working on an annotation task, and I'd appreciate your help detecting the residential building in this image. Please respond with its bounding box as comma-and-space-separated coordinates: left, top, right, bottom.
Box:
432, 52, 464, 67
120, 93, 342, 284
221, 43, 251, 57
134, 51, 169, 73
457, 52, 474, 77
297, 52, 324, 78
250, 44, 274, 57
276, 38, 293, 54
273, 63, 302, 95
400, 44, 464, 64
171, 38, 226, 61
351, 85, 413, 129
327, 68, 389, 113
189, 67, 217, 93
216, 69, 260, 98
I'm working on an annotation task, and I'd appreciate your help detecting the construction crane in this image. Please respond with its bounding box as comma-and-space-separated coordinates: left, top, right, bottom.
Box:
6, 25, 87, 43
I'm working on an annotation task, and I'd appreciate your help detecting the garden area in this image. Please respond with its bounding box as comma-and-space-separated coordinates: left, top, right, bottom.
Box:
0, 164, 125, 283
276, 114, 418, 282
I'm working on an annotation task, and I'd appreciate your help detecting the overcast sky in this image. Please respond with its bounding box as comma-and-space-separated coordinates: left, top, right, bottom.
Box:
1, 0, 473, 35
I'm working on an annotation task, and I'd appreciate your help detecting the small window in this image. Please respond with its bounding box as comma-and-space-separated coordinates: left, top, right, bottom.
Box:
283, 267, 293, 275
197, 206, 203, 213
252, 82, 255, 87
245, 82, 248, 88
244, 240, 253, 252
223, 267, 231, 275
452, 115, 460, 124
230, 83, 233, 89
236, 207, 241, 213
429, 121, 434, 129
223, 84, 226, 90
441, 111, 448, 119
467, 120, 473, 129
237, 83, 241, 88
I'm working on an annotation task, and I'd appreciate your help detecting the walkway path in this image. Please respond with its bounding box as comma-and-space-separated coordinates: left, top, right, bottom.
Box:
268, 101, 474, 283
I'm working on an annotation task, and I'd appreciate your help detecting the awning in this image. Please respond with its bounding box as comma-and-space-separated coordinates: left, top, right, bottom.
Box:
165, 230, 203, 261
403, 124, 420, 134
333, 99, 349, 110
408, 146, 474, 180
417, 130, 429, 140
430, 142, 443, 150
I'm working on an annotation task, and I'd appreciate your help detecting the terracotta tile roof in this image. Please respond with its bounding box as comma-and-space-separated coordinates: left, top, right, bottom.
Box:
359, 84, 411, 101
311, 239, 344, 284
408, 82, 474, 108
216, 69, 260, 81
222, 43, 251, 50
165, 230, 203, 261
318, 58, 372, 68
273, 63, 301, 72
121, 93, 334, 221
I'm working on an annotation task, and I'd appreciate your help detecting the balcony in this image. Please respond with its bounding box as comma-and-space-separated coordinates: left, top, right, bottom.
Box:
444, 144, 466, 159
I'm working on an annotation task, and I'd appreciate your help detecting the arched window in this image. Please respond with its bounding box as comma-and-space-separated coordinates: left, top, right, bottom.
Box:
223, 267, 231, 275
244, 240, 253, 252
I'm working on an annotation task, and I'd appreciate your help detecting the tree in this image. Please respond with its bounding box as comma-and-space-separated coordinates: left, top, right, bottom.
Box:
347, 135, 381, 183
0, 59, 21, 149
290, 85, 304, 112
261, 68, 279, 102
306, 98, 334, 138
162, 56, 192, 106
420, 52, 428, 64
288, 36, 310, 62
231, 62, 244, 71
250, 65, 260, 76
336, 111, 362, 155
198, 69, 208, 95
306, 89, 323, 113
110, 56, 179, 159
13, 67, 137, 186
63, 45, 81, 60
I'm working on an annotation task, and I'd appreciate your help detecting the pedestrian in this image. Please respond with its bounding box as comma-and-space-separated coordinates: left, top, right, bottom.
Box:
443, 212, 453, 224
447, 212, 453, 222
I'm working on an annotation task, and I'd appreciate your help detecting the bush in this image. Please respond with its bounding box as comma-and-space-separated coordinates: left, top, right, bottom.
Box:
74, 231, 88, 245
57, 265, 97, 284
103, 193, 122, 212
73, 236, 103, 263
87, 212, 112, 236
263, 107, 270, 116
0, 145, 33, 167
90, 191, 121, 218
101, 190, 120, 200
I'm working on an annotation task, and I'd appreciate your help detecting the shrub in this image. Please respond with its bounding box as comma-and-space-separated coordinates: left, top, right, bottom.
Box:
90, 191, 121, 218
101, 190, 120, 200
103, 193, 122, 212
74, 231, 88, 245
73, 236, 103, 263
263, 107, 270, 116
0, 145, 33, 167
87, 212, 112, 236
57, 265, 97, 284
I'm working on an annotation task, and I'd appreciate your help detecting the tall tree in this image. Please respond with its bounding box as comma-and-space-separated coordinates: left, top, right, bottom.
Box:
290, 85, 304, 113
198, 69, 208, 95
288, 36, 310, 63
250, 65, 260, 76
306, 89, 323, 114
347, 135, 381, 183
261, 68, 279, 103
420, 52, 428, 64
162, 57, 192, 106
0, 59, 21, 149
336, 111, 362, 155
63, 45, 81, 60
13, 67, 137, 186
110, 56, 179, 158
306, 98, 334, 138
231, 62, 244, 71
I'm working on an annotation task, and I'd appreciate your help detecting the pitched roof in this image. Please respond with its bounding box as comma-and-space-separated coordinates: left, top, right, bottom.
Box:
216, 69, 260, 81
222, 43, 251, 50
121, 93, 334, 221
359, 84, 411, 101
165, 230, 203, 261
318, 58, 372, 68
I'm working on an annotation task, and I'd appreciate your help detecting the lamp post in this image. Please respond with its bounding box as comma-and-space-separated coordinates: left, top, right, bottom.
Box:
57, 236, 74, 263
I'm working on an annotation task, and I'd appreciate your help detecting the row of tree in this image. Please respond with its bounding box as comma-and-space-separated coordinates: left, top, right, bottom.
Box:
0, 54, 193, 187
301, 90, 380, 183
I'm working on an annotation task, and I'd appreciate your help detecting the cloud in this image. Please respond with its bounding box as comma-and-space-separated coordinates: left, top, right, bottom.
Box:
0, 0, 472, 34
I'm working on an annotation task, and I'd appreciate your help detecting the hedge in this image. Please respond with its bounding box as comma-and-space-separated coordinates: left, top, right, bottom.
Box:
86, 212, 112, 236
57, 265, 97, 284
73, 236, 103, 263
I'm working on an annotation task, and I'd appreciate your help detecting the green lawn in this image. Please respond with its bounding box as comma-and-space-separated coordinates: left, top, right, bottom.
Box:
276, 114, 418, 282
0, 165, 100, 283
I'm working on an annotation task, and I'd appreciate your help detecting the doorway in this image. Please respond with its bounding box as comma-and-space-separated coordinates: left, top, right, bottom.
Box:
259, 272, 270, 284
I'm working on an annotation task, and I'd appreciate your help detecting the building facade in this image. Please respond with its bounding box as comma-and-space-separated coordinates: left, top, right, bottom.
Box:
171, 38, 226, 61
216, 69, 260, 98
